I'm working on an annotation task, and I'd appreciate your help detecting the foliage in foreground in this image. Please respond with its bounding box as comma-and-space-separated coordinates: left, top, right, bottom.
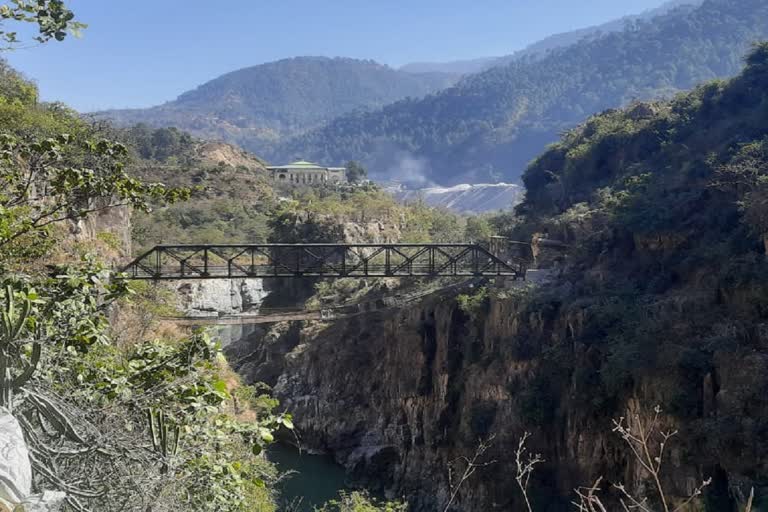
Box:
0, 133, 189, 266
0, 9, 289, 509
315, 491, 407, 512
5, 259, 291, 511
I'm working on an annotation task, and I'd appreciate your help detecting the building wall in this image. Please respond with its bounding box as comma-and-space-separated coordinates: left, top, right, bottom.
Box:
271, 168, 347, 184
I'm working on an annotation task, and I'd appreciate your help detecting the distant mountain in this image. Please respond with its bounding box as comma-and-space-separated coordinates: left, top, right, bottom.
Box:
502, 0, 703, 63
399, 0, 703, 75
399, 58, 500, 75
96, 57, 459, 157
273, 0, 768, 185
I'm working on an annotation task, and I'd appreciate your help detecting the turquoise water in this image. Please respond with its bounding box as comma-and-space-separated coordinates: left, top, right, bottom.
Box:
269, 444, 349, 511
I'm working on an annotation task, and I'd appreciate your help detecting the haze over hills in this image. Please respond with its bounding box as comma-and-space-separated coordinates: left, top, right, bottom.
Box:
398, 0, 703, 75
274, 0, 768, 185
399, 57, 499, 76
96, 57, 458, 156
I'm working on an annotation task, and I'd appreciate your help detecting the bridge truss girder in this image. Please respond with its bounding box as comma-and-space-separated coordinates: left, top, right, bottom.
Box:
122, 243, 524, 280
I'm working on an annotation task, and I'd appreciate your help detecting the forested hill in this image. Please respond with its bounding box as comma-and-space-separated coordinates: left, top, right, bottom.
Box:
272, 0, 768, 185
398, 0, 703, 75
96, 57, 458, 156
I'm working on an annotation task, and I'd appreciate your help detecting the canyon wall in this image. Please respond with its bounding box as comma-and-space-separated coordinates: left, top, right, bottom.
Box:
230, 273, 764, 511
175, 278, 268, 316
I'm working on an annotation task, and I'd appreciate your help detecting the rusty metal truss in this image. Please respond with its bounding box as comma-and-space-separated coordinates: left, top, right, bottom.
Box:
121, 243, 524, 280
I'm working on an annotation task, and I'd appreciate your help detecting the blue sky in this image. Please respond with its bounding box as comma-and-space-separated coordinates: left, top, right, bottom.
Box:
6, 0, 670, 112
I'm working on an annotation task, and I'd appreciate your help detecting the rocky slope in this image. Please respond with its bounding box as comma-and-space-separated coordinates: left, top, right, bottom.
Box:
229, 282, 712, 510
128, 133, 277, 252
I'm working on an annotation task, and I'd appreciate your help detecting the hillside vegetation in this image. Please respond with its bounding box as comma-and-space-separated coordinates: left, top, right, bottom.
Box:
121, 125, 278, 252
275, 0, 768, 184
97, 57, 458, 157
223, 46, 768, 510
123, 122, 498, 256
502, 42, 768, 508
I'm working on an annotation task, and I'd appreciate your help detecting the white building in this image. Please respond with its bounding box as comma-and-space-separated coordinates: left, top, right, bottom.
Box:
267, 160, 346, 185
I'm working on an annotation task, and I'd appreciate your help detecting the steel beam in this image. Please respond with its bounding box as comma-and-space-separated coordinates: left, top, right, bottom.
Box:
121, 243, 525, 280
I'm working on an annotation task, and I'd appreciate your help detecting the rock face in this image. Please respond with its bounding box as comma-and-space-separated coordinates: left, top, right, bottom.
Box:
195, 141, 266, 171
175, 278, 268, 317
174, 278, 270, 347
232, 279, 760, 511
255, 293, 588, 510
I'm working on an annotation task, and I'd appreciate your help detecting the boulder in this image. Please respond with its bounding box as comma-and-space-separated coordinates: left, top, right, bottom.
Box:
0, 409, 31, 510
0, 410, 64, 512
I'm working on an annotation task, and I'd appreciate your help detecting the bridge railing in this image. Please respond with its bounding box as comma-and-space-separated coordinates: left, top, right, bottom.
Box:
121, 243, 525, 280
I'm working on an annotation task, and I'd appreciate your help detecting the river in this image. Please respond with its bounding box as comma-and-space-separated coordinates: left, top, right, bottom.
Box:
269, 443, 349, 511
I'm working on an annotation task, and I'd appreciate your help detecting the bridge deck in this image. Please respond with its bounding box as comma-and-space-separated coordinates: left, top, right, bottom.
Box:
122, 243, 525, 280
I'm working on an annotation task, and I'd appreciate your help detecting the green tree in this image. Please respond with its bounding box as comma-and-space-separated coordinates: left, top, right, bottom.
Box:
0, 5, 288, 511
0, 134, 189, 265
345, 160, 367, 184
0, 0, 86, 48
6, 260, 290, 511
0, 59, 37, 104
464, 216, 493, 243
317, 491, 407, 512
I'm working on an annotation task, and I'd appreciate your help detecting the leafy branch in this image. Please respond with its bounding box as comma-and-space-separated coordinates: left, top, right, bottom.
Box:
0, 133, 190, 264
0, 0, 86, 48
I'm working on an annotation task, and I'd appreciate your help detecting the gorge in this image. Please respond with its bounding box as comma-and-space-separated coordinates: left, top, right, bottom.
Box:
164, 43, 768, 511
3, 0, 768, 510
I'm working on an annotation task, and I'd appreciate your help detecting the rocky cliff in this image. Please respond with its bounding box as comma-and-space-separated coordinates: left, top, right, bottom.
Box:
45, 203, 133, 268
231, 273, 763, 510
175, 279, 268, 317
172, 278, 269, 347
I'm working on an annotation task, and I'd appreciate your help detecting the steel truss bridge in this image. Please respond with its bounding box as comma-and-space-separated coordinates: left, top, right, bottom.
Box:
122, 243, 525, 280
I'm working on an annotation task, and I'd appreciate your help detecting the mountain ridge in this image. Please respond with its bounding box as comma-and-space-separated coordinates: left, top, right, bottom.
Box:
95, 1, 705, 168
273, 0, 768, 185
96, 56, 459, 157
